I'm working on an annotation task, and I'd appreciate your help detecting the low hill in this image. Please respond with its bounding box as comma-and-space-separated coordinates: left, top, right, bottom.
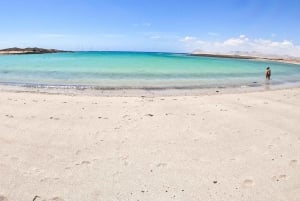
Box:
0, 47, 72, 55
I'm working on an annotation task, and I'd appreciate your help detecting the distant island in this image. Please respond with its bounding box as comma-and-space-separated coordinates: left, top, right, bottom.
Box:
0, 47, 72, 55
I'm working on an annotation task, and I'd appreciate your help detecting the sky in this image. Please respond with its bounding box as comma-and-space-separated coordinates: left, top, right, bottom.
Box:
0, 0, 300, 56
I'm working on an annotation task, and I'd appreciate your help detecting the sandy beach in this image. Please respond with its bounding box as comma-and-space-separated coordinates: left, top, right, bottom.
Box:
0, 88, 299, 201
191, 53, 300, 65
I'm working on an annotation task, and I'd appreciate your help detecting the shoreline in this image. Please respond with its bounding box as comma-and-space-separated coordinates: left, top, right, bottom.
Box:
253, 57, 300, 65
190, 53, 300, 65
1, 81, 300, 97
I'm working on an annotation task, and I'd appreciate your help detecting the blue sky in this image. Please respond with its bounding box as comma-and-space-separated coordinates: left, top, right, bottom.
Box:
1, 0, 300, 55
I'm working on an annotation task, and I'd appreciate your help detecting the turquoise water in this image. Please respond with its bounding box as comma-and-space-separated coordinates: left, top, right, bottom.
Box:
1, 51, 300, 89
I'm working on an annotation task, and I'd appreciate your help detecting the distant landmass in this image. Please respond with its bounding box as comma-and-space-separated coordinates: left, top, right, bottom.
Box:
191, 52, 257, 59
0, 47, 72, 55
191, 50, 300, 65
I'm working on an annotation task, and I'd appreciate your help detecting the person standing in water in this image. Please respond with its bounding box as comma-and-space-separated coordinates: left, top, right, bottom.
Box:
266, 67, 271, 80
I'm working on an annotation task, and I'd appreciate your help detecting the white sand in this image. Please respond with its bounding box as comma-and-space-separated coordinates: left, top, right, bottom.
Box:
0, 88, 300, 201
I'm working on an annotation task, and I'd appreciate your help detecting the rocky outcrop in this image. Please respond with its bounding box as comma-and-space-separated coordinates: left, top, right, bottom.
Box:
0, 47, 72, 55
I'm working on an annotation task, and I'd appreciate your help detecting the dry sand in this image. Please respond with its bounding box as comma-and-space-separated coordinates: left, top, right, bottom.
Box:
0, 88, 300, 201
191, 53, 300, 65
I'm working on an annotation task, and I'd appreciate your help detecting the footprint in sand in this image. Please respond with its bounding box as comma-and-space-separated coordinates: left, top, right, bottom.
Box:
75, 150, 82, 155
75, 160, 91, 166
156, 163, 167, 168
242, 179, 255, 187
0, 195, 9, 201
289, 160, 298, 167
32, 195, 64, 201
48, 197, 65, 201
32, 196, 48, 201
40, 177, 60, 183
49, 117, 60, 120
5, 114, 14, 118
272, 174, 287, 182
279, 174, 287, 180
9, 155, 18, 161
114, 126, 121, 130
81, 161, 91, 165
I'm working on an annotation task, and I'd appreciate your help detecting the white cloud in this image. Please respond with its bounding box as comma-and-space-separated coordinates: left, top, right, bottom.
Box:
180, 35, 300, 57
181, 36, 197, 42
181, 36, 206, 45
223, 35, 249, 46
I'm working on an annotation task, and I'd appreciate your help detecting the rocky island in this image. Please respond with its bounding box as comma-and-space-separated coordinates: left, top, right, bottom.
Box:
0, 47, 72, 55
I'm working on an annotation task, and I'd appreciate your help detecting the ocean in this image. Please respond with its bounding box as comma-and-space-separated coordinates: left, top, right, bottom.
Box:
1, 51, 300, 90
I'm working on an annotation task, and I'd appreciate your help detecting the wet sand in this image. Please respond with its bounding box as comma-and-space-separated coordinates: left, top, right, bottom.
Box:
0, 88, 300, 201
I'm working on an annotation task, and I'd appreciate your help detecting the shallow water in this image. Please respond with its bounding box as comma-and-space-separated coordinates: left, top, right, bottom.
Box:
0, 51, 300, 89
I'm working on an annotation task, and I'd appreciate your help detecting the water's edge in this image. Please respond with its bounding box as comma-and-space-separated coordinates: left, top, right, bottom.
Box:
1, 81, 300, 97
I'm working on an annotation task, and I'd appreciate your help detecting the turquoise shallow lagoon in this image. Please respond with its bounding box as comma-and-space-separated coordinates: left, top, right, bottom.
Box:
1, 51, 300, 90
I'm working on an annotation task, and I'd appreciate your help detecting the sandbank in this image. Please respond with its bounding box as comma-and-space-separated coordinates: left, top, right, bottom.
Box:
191, 53, 300, 65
